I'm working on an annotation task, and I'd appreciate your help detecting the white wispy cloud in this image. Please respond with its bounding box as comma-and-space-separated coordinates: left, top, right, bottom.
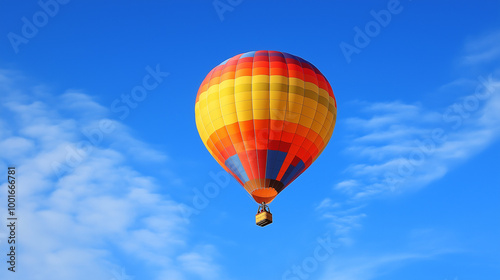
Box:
463, 30, 500, 65
178, 245, 220, 280
317, 226, 461, 280
316, 75, 500, 256
332, 30, 500, 202
320, 252, 434, 280
314, 31, 500, 280
337, 76, 500, 200
0, 72, 220, 280
315, 200, 367, 247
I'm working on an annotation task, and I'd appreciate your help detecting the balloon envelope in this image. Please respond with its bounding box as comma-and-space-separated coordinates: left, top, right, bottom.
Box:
195, 51, 337, 204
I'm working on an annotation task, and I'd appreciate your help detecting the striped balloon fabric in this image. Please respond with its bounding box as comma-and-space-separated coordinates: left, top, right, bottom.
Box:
195, 51, 337, 204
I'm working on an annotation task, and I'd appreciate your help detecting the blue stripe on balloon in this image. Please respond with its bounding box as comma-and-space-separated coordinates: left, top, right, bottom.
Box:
225, 154, 249, 183
265, 150, 287, 180
282, 160, 305, 186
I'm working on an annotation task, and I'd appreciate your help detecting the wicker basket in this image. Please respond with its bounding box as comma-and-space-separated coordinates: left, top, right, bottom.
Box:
255, 211, 273, 227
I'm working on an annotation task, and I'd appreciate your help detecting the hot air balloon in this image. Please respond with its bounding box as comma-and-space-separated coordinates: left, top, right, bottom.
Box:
195, 51, 337, 226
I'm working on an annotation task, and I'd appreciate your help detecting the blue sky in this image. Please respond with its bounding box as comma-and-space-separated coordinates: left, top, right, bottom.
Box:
0, 1, 499, 280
